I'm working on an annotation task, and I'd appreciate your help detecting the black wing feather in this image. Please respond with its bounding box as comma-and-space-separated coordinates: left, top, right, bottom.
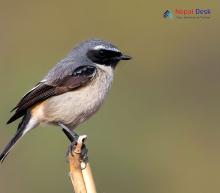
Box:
11, 83, 53, 112
7, 65, 96, 124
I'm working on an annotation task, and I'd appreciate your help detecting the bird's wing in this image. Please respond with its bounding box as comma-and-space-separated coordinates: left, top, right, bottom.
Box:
7, 65, 97, 124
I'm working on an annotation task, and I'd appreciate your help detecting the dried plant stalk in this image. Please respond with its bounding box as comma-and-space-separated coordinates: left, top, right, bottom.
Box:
69, 135, 97, 193
82, 162, 97, 193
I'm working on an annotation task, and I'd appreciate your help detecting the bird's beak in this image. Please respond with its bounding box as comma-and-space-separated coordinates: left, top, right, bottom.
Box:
120, 54, 132, 60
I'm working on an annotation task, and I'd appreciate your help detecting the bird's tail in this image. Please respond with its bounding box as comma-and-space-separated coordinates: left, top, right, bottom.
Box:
0, 112, 33, 163
0, 128, 24, 163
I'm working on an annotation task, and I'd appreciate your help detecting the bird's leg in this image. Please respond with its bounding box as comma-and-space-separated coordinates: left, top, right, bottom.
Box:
58, 122, 78, 156
58, 122, 79, 142
58, 122, 88, 162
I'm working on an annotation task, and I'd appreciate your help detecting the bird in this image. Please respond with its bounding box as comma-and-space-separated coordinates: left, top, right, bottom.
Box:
0, 39, 131, 162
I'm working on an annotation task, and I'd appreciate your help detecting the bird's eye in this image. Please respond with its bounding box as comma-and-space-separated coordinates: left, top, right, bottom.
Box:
98, 49, 106, 57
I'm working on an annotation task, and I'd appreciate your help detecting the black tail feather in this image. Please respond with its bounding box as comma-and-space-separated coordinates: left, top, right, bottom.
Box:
0, 112, 31, 163
0, 129, 24, 163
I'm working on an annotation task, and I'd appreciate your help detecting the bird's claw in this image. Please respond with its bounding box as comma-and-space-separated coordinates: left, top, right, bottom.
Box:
66, 135, 88, 163
66, 140, 78, 157
80, 144, 88, 163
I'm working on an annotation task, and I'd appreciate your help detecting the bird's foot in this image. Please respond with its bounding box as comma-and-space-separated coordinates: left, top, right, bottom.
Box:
58, 122, 88, 163
66, 135, 88, 163
80, 143, 88, 163
66, 139, 78, 157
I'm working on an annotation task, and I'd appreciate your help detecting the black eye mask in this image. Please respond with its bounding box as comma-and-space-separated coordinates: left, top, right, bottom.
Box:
87, 49, 122, 65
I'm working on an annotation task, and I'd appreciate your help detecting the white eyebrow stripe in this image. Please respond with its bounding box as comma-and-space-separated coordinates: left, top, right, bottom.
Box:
93, 45, 105, 50
93, 45, 120, 52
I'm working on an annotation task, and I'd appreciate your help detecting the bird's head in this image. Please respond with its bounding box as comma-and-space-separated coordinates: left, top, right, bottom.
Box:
72, 39, 132, 68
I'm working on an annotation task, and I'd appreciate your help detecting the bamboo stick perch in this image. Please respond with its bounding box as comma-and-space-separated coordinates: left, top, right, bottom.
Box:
69, 135, 97, 193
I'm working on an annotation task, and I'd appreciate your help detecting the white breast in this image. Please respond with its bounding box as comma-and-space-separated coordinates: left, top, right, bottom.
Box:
43, 65, 114, 129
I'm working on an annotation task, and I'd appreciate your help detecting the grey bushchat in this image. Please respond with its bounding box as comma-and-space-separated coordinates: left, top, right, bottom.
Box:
0, 39, 131, 162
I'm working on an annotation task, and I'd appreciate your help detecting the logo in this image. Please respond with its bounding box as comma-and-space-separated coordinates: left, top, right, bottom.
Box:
163, 10, 173, 19
163, 8, 211, 19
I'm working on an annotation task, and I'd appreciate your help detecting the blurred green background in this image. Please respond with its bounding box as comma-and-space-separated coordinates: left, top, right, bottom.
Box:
0, 1, 219, 193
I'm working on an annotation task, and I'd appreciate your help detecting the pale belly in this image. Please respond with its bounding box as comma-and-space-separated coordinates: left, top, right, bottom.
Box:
41, 67, 113, 129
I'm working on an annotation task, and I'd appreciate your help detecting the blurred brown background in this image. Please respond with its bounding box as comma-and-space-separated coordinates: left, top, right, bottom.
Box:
0, 1, 219, 193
